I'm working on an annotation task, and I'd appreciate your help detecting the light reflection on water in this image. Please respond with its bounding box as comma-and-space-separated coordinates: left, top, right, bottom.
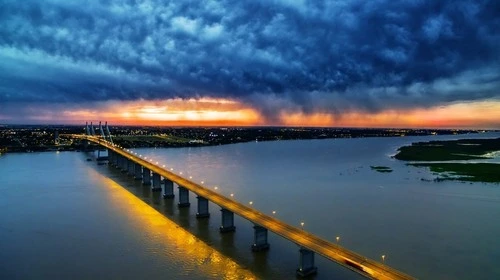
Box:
93, 169, 258, 280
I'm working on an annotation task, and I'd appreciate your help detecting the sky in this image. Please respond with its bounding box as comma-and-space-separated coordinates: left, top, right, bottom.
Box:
0, 0, 499, 128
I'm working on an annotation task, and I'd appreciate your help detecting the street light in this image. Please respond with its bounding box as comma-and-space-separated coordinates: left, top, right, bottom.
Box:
336, 236, 340, 243
381, 255, 386, 263
230, 193, 234, 197
214, 186, 218, 190
300, 222, 305, 230
249, 201, 253, 205
272, 210, 276, 215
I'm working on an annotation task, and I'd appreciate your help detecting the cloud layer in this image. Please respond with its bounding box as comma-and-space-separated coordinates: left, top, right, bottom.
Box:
0, 0, 499, 120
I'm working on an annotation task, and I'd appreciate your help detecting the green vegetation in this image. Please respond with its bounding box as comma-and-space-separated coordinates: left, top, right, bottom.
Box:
370, 166, 393, 173
396, 138, 500, 183
410, 163, 500, 183
395, 138, 500, 161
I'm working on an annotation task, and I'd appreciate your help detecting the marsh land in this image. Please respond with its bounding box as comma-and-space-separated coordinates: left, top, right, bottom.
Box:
395, 138, 500, 183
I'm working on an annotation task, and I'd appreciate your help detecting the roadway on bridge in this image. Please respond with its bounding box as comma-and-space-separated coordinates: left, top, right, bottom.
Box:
77, 135, 415, 280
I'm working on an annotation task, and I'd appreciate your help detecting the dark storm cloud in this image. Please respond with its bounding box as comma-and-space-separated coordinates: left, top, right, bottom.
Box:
0, 0, 499, 117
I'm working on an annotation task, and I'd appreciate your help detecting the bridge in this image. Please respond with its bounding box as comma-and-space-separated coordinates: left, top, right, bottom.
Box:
72, 128, 415, 280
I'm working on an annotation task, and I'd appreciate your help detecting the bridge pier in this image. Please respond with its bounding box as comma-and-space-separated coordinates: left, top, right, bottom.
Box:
152, 173, 162, 192
296, 248, 317, 277
114, 154, 121, 169
178, 186, 190, 207
163, 179, 175, 198
219, 208, 236, 233
142, 167, 151, 185
120, 156, 128, 172
108, 151, 115, 165
112, 152, 119, 167
196, 196, 210, 218
127, 159, 134, 176
252, 225, 270, 251
134, 163, 142, 180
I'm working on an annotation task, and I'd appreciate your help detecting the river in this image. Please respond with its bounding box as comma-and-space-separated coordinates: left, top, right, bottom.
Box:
1, 133, 500, 279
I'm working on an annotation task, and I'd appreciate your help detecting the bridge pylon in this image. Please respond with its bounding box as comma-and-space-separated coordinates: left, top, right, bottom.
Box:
297, 247, 317, 277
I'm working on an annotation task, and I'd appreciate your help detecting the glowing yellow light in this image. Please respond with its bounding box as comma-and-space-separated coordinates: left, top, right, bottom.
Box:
87, 169, 257, 279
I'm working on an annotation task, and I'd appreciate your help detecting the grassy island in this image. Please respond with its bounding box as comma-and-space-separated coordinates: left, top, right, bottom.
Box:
395, 138, 500, 183
395, 138, 500, 161
370, 166, 393, 173
411, 163, 500, 183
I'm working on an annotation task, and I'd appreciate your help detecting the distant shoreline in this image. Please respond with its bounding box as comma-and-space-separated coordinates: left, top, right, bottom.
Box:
0, 126, 487, 155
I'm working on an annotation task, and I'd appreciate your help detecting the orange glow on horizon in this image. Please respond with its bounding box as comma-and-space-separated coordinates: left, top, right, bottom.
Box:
49, 98, 500, 129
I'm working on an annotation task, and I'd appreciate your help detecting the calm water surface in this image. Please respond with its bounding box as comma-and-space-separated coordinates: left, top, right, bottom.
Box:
1, 133, 500, 279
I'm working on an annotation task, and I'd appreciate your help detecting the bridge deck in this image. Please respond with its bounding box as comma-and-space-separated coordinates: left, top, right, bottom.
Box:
78, 135, 415, 280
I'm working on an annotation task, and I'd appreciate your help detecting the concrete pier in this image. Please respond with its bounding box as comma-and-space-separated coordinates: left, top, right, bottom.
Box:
116, 155, 123, 170
134, 163, 142, 180
219, 208, 236, 233
142, 167, 151, 185
163, 179, 174, 198
152, 173, 162, 192
127, 159, 134, 176
120, 156, 128, 172
196, 196, 210, 218
112, 154, 118, 167
108, 151, 115, 165
296, 248, 317, 277
178, 186, 190, 207
251, 225, 270, 251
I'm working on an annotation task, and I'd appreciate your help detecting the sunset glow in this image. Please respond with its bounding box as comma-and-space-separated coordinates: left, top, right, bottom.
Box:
3, 98, 493, 129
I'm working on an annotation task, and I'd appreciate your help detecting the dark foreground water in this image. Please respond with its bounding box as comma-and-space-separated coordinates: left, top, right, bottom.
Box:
1, 133, 500, 279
